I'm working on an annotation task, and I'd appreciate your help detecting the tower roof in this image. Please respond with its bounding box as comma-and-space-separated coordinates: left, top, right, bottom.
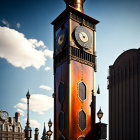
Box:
110, 48, 140, 67
51, 6, 99, 26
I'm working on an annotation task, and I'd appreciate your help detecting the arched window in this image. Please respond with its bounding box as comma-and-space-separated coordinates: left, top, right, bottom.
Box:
78, 82, 86, 101
79, 110, 86, 131
18, 127, 20, 132
59, 111, 64, 132
12, 126, 14, 132
58, 82, 65, 103
4, 125, 8, 131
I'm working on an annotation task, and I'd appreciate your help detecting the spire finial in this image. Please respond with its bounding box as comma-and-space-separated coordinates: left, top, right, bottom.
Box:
43, 122, 46, 134
41, 122, 48, 140
97, 85, 100, 94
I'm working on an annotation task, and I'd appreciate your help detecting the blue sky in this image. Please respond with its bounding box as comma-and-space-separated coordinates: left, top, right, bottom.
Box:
0, 0, 140, 139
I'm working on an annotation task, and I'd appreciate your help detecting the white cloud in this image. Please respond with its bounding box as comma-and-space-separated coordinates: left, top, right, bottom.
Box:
17, 109, 24, 116
44, 49, 53, 58
29, 39, 45, 48
1, 19, 9, 27
23, 119, 41, 128
14, 94, 53, 115
40, 85, 51, 91
30, 120, 41, 128
45, 66, 51, 71
16, 23, 21, 29
14, 102, 26, 110
0, 26, 53, 69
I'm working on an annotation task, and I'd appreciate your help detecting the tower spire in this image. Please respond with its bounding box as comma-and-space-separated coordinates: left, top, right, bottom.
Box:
41, 123, 48, 140
24, 90, 32, 140
64, 0, 85, 13
26, 90, 30, 126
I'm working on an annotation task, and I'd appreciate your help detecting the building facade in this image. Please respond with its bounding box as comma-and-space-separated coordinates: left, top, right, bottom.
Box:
52, 0, 99, 139
0, 111, 24, 140
108, 48, 140, 140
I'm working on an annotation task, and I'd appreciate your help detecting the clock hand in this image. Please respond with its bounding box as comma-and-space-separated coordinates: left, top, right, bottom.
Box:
79, 32, 85, 39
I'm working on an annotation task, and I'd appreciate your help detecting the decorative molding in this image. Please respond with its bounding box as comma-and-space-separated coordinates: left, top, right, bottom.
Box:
70, 13, 95, 30
54, 46, 96, 72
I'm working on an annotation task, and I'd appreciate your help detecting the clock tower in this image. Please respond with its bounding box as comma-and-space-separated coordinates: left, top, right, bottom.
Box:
52, 0, 99, 139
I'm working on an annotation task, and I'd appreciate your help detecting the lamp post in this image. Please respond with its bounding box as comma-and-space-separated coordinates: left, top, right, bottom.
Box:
97, 107, 103, 123
95, 108, 107, 140
46, 119, 53, 140
24, 90, 32, 140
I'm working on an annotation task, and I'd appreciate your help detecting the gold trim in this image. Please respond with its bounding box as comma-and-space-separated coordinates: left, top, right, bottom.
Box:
93, 72, 96, 96
70, 13, 95, 31
69, 37, 72, 138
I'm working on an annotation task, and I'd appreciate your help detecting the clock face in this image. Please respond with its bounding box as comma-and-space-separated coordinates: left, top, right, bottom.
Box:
0, 111, 9, 120
79, 31, 89, 43
57, 33, 65, 46
75, 26, 92, 48
56, 28, 66, 52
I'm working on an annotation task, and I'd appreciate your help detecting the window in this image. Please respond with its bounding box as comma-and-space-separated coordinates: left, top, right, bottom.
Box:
58, 82, 65, 103
12, 126, 14, 132
78, 82, 86, 101
9, 125, 13, 131
0, 124, 2, 130
18, 127, 20, 132
4, 125, 8, 131
59, 112, 64, 132
79, 110, 86, 131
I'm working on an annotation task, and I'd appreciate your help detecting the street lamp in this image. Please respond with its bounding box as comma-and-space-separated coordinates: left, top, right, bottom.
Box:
47, 119, 53, 139
24, 90, 32, 140
97, 107, 103, 123
48, 119, 52, 127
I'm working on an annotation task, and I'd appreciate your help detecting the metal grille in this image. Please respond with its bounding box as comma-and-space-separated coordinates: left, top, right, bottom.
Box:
58, 82, 64, 103
59, 112, 64, 132
78, 82, 86, 101
79, 110, 86, 131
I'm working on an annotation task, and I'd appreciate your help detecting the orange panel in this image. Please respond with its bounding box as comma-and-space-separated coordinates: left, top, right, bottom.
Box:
69, 60, 94, 139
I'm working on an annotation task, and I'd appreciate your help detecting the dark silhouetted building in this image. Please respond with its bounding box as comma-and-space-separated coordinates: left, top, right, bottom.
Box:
108, 48, 140, 140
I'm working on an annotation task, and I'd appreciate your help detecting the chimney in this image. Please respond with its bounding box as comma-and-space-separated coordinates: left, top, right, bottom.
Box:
64, 0, 85, 13
15, 112, 20, 122
34, 128, 39, 140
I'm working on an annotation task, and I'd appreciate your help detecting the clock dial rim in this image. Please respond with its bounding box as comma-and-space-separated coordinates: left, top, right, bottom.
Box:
74, 26, 92, 48
56, 29, 66, 49
0, 111, 9, 120
57, 33, 65, 46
